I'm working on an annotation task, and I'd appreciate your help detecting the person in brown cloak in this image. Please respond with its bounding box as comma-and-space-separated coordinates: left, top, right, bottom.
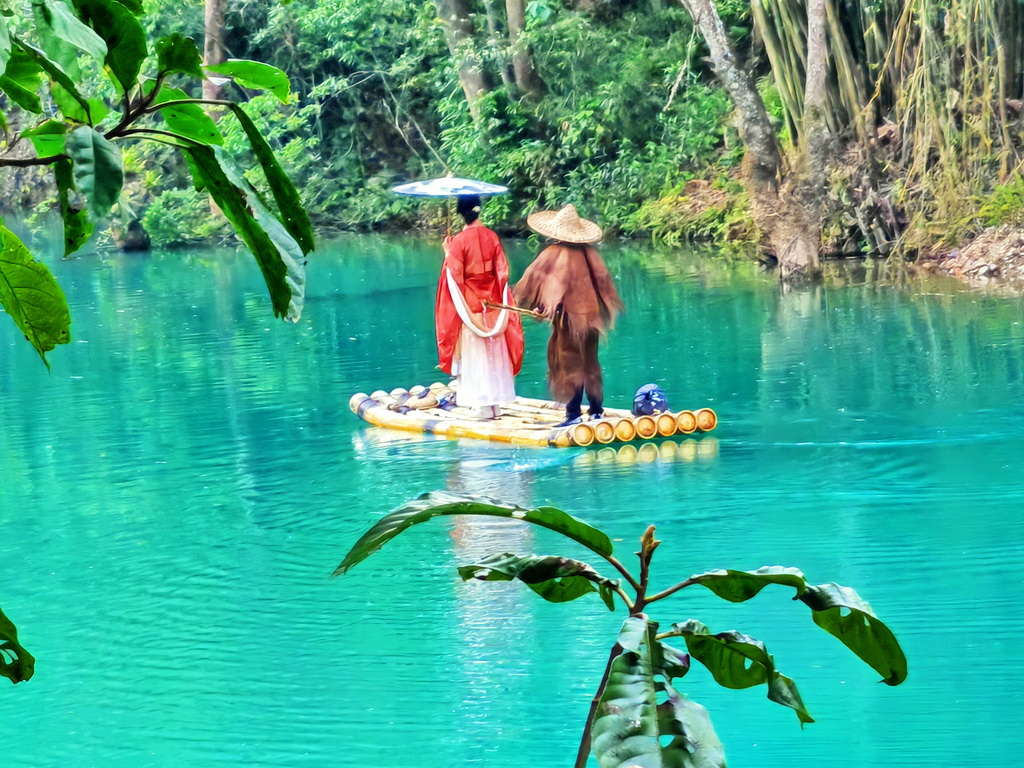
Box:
514, 205, 623, 426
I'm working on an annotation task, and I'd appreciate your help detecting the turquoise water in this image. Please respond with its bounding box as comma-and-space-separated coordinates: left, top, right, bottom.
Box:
2, 234, 1022, 766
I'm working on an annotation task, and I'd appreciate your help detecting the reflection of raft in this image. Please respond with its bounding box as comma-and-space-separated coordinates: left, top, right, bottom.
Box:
349, 383, 718, 447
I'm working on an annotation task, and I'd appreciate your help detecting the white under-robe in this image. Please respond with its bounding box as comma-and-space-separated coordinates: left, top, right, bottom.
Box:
446, 268, 517, 408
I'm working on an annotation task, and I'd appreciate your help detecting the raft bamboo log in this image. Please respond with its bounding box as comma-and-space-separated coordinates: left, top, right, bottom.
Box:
676, 410, 697, 434
592, 420, 617, 444
613, 418, 637, 441
656, 412, 678, 437
696, 408, 718, 432
349, 389, 718, 447
633, 414, 658, 439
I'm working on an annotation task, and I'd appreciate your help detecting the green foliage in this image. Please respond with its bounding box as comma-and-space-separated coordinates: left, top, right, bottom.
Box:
141, 186, 227, 247
67, 125, 123, 219
205, 59, 291, 103
629, 178, 759, 249
0, 606, 34, 685
126, 0, 742, 236
0, 225, 71, 366
978, 176, 1024, 229
457, 552, 618, 608
0, 0, 313, 364
336, 492, 908, 767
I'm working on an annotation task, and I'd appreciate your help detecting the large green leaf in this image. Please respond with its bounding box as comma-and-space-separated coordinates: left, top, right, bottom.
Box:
146, 83, 222, 145
71, 0, 146, 94
23, 119, 68, 158
33, 0, 107, 62
67, 126, 123, 220
458, 552, 617, 606
334, 491, 614, 576
0, 226, 71, 366
798, 583, 908, 685
0, 46, 43, 113
0, 16, 11, 75
691, 567, 907, 685
12, 37, 92, 121
185, 145, 304, 321
227, 104, 314, 254
592, 619, 726, 768
205, 59, 290, 102
0, 607, 34, 684
55, 157, 93, 255
154, 33, 203, 78
688, 566, 809, 602
667, 619, 812, 724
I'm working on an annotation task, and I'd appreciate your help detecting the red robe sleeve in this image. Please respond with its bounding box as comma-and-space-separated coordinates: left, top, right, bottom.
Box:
492, 235, 525, 376
435, 238, 466, 375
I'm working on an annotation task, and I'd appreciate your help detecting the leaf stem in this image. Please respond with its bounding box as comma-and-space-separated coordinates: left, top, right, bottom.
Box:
644, 578, 697, 604
603, 554, 642, 593
573, 641, 622, 768
612, 584, 635, 610
0, 155, 65, 167
117, 128, 204, 146
143, 97, 235, 114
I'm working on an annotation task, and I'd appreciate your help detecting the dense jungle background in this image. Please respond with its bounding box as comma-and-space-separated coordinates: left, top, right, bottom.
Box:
4, 0, 1024, 263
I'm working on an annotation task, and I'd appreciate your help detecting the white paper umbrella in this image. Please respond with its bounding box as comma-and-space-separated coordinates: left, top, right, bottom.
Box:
391, 176, 509, 197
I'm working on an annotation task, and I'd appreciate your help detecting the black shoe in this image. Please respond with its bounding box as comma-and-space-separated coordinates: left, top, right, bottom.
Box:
558, 416, 582, 427
589, 410, 604, 420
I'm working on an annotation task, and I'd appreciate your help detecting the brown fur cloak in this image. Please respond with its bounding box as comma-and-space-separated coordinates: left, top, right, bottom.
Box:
514, 244, 623, 401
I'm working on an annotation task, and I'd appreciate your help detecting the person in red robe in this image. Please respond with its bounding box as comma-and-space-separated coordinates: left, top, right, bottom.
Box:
435, 196, 524, 418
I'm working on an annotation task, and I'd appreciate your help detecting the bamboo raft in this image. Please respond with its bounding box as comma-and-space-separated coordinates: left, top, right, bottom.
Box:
349, 383, 718, 447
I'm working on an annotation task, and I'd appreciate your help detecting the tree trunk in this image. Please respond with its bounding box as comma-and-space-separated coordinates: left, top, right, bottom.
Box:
436, 0, 492, 122
506, 0, 545, 99
781, 0, 828, 279
678, 0, 822, 280
203, 0, 226, 101
484, 0, 516, 91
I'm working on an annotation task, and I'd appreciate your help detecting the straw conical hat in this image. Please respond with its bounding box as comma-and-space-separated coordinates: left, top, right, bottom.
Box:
527, 204, 603, 244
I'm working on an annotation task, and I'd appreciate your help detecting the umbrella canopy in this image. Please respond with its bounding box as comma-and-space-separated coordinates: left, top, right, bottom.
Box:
391, 176, 509, 198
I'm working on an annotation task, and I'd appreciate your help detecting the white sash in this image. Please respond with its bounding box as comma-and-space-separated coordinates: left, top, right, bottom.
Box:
445, 268, 510, 338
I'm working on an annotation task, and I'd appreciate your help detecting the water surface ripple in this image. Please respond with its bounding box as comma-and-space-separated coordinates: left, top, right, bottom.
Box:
1, 237, 1022, 766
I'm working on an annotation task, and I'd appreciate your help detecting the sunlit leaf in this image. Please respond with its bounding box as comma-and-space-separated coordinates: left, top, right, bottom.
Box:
667, 618, 813, 724
227, 103, 314, 253
617, 615, 647, 652
0, 606, 34, 684
688, 565, 808, 602
333, 491, 614, 576
71, 0, 147, 94
185, 145, 305, 321
798, 583, 908, 685
458, 552, 617, 605
67, 125, 123, 220
205, 59, 290, 102
146, 83, 222, 145
51, 87, 110, 124
33, 0, 107, 62
0, 226, 71, 366
0, 46, 43, 113
155, 33, 202, 78
22, 119, 68, 158
13, 37, 93, 121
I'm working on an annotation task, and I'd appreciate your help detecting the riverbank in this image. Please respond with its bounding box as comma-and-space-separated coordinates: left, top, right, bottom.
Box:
922, 227, 1024, 290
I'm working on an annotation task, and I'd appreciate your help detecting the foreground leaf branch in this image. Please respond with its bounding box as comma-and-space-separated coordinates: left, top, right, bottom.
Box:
0, 2, 315, 364
336, 491, 908, 767
0, 606, 34, 685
